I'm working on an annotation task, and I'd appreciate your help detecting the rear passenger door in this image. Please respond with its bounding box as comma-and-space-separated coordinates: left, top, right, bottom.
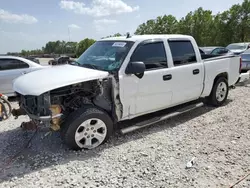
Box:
167, 40, 204, 105
0, 58, 29, 95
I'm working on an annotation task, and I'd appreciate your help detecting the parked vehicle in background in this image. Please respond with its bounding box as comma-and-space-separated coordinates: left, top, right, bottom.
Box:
48, 55, 71, 65
25, 57, 40, 64
12, 34, 241, 150
226, 43, 250, 55
0, 56, 48, 97
199, 46, 233, 55
240, 49, 250, 73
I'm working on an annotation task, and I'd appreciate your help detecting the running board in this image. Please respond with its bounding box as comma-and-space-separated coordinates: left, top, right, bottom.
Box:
120, 102, 204, 134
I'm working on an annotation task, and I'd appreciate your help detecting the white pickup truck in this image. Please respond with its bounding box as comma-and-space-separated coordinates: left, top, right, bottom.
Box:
12, 34, 241, 150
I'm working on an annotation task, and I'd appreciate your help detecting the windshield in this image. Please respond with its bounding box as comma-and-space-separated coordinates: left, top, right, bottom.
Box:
226, 44, 247, 50
76, 41, 134, 72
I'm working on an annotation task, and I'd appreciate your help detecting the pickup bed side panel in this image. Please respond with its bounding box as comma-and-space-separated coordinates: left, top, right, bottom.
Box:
228, 57, 241, 85
201, 56, 240, 97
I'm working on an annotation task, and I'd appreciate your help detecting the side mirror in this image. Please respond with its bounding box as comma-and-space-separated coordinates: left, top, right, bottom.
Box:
125, 61, 145, 78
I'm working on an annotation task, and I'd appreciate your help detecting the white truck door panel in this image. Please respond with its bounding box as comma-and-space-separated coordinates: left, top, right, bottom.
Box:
119, 69, 173, 118
169, 63, 204, 104
134, 69, 173, 115
167, 40, 204, 104
119, 40, 173, 118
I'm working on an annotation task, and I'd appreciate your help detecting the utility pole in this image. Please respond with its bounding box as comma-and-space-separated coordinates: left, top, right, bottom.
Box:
68, 26, 71, 42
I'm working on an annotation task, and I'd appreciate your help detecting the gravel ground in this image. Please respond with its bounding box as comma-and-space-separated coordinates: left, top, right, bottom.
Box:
0, 82, 250, 188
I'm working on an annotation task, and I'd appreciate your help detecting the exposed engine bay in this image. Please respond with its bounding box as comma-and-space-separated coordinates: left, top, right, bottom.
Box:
12, 76, 123, 131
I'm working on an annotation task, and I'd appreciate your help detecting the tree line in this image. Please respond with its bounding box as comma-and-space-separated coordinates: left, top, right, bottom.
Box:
15, 39, 95, 58
135, 0, 250, 46
8, 0, 250, 57
9, 33, 125, 58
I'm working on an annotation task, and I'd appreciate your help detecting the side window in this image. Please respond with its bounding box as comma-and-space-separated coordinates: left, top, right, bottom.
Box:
168, 41, 197, 66
130, 42, 168, 70
19, 60, 29, 68
211, 48, 220, 55
0, 59, 29, 71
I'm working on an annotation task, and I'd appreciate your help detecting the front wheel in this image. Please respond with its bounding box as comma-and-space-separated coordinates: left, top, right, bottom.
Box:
61, 107, 113, 150
204, 77, 229, 107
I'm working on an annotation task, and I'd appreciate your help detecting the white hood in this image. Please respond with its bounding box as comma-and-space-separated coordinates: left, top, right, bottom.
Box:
13, 64, 109, 96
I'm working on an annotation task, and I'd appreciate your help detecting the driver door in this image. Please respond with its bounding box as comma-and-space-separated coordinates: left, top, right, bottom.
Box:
119, 40, 173, 118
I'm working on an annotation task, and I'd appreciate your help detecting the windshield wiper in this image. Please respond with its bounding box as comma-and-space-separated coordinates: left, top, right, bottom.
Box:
81, 64, 102, 70
68, 60, 81, 66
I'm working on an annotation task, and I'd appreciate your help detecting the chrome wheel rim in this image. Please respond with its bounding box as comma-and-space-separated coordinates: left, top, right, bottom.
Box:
75, 118, 107, 149
216, 82, 227, 102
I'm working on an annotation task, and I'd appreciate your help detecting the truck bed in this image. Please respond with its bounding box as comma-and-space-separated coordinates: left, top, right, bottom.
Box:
201, 54, 237, 60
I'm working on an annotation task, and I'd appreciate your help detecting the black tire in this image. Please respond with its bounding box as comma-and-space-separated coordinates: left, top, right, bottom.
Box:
61, 107, 113, 150
204, 77, 229, 107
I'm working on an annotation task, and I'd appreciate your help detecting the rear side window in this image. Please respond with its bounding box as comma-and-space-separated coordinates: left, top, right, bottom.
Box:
168, 41, 197, 66
130, 42, 168, 70
0, 59, 29, 71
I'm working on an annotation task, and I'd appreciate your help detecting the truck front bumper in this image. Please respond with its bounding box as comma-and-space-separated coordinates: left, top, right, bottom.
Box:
27, 112, 63, 121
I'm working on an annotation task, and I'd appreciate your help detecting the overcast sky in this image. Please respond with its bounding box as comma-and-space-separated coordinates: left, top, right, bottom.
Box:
0, 0, 243, 53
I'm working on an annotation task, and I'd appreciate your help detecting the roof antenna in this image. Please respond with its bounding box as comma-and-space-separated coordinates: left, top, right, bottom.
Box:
126, 32, 131, 38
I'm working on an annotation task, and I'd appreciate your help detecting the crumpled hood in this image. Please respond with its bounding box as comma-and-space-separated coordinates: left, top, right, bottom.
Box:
13, 64, 109, 96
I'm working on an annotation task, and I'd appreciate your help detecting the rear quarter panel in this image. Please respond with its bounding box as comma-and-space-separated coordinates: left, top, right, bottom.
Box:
201, 56, 240, 97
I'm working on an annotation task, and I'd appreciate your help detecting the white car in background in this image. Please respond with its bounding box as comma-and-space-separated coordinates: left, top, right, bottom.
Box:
0, 56, 48, 97
226, 42, 250, 55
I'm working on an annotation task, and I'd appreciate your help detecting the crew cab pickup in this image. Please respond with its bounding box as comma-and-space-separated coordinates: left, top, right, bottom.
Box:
12, 34, 241, 150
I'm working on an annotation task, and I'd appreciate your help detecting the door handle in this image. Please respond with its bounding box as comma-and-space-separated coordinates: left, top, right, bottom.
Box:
193, 69, 200, 75
163, 74, 172, 81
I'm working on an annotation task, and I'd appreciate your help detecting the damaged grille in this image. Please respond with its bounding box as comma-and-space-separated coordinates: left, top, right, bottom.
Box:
19, 92, 51, 116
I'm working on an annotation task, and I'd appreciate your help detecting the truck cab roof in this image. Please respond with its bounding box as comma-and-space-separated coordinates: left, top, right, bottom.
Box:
99, 34, 194, 43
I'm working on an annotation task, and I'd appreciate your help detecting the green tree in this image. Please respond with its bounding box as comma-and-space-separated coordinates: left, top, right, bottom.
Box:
75, 38, 96, 57
134, 0, 250, 47
65, 42, 78, 54
135, 15, 178, 34
102, 33, 123, 39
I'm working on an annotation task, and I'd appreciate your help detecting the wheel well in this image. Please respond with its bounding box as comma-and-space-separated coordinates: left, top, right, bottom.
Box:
213, 72, 228, 84
207, 72, 228, 97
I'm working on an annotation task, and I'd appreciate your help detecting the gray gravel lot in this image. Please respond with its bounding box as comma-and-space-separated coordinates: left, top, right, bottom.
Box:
0, 83, 250, 188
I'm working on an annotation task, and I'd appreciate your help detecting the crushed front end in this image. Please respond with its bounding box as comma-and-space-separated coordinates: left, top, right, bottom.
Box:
13, 92, 63, 131
12, 76, 123, 133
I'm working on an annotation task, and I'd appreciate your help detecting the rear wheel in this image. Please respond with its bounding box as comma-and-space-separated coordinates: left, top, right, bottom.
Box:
204, 77, 229, 107
61, 107, 113, 150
